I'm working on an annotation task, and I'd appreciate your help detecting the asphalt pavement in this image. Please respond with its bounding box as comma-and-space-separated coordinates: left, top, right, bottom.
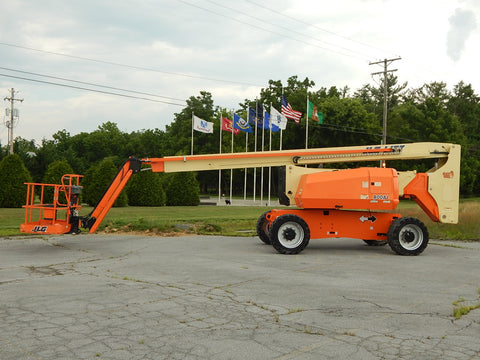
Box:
0, 234, 479, 360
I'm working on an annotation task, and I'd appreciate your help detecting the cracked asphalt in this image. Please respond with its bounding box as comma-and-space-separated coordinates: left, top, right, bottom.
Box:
0, 234, 479, 360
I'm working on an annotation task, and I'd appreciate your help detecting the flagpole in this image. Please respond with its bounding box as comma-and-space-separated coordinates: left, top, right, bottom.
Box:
268, 103, 272, 206
191, 112, 194, 155
306, 93, 309, 149
280, 88, 284, 151
218, 113, 222, 204
230, 111, 234, 204
244, 131, 248, 200
260, 105, 265, 206
253, 102, 258, 204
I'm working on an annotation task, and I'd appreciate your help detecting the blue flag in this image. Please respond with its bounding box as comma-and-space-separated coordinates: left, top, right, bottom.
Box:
264, 111, 279, 132
248, 107, 263, 128
248, 107, 256, 125
233, 113, 252, 133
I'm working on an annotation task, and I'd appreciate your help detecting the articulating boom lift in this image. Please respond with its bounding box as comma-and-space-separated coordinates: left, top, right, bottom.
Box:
21, 142, 461, 256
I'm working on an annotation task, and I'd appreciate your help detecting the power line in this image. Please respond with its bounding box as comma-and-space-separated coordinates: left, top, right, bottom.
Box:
176, 0, 369, 61
0, 73, 186, 106
320, 122, 413, 142
0, 66, 186, 102
244, 0, 398, 59
204, 0, 372, 61
0, 41, 263, 87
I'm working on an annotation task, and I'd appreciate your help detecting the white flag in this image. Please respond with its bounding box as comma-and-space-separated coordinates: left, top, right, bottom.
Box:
193, 115, 214, 134
270, 106, 288, 130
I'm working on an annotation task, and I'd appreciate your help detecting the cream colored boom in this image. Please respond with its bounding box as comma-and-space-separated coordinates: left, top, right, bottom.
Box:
144, 142, 461, 224
145, 142, 458, 172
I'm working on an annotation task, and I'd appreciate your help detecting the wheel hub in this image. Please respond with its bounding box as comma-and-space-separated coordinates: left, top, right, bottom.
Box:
283, 227, 296, 241
403, 230, 415, 243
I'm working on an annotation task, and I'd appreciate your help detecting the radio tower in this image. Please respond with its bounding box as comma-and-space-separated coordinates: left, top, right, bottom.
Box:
4, 88, 23, 154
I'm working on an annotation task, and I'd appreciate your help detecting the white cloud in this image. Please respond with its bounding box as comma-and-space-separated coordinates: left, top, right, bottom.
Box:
1, 0, 479, 147
446, 8, 477, 61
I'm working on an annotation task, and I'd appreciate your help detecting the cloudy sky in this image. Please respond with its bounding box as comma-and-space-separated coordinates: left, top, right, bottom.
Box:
0, 0, 479, 146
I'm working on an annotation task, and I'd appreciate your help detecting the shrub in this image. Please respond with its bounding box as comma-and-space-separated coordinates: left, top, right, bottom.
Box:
42, 160, 74, 204
165, 172, 200, 206
0, 154, 32, 207
127, 167, 166, 206
83, 158, 128, 207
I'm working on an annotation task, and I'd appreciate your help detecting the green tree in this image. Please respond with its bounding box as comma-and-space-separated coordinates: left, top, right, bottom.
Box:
127, 167, 166, 206
388, 82, 473, 193
81, 166, 97, 206
42, 160, 75, 204
83, 158, 128, 207
128, 128, 167, 158
165, 172, 200, 206
354, 74, 408, 117
448, 81, 480, 137
310, 97, 381, 148
0, 142, 7, 160
165, 91, 216, 156
0, 154, 32, 208
447, 81, 480, 194
253, 76, 314, 151
50, 130, 86, 173
164, 91, 218, 195
68, 122, 130, 164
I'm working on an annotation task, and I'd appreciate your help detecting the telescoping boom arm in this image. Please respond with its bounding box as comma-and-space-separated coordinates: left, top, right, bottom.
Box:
81, 142, 460, 235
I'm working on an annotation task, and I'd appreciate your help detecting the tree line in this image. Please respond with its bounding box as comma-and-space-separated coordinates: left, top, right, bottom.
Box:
0, 75, 479, 207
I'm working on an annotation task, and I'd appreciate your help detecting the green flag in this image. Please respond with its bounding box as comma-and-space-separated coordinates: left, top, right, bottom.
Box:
317, 111, 324, 124
308, 100, 323, 124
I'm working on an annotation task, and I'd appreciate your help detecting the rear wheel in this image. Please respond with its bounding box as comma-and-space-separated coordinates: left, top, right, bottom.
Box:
270, 214, 310, 254
387, 217, 428, 256
256, 211, 271, 245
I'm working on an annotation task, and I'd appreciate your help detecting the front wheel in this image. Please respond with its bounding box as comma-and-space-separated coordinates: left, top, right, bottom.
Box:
387, 217, 429, 256
270, 214, 310, 254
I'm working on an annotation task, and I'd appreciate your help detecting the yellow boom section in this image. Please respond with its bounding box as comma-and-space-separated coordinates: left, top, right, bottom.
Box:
146, 142, 456, 171
143, 142, 461, 224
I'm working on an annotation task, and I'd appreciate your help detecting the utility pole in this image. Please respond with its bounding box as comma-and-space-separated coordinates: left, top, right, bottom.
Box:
4, 88, 23, 154
369, 57, 401, 147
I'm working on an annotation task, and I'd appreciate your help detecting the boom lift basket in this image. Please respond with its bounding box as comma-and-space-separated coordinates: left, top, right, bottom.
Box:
21, 174, 83, 234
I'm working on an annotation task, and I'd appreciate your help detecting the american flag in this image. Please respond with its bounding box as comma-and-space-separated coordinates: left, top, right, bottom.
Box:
281, 95, 302, 123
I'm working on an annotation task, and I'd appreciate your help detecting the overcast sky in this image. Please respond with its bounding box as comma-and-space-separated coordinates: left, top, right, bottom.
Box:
1, 0, 479, 146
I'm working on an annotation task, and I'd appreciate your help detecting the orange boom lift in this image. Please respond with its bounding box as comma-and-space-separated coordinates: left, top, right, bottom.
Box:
21, 142, 461, 256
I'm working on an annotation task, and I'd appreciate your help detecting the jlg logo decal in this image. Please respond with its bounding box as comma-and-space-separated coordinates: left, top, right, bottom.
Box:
32, 226, 48, 232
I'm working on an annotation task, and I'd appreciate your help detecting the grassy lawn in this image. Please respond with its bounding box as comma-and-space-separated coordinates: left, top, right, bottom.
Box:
98, 205, 271, 236
1, 199, 479, 240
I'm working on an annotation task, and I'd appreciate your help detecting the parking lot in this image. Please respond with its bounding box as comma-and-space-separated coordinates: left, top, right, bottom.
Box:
1, 234, 479, 359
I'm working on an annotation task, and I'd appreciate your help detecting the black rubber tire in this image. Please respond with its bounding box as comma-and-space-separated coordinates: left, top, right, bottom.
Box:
363, 240, 387, 246
270, 214, 310, 254
387, 217, 429, 256
256, 211, 272, 245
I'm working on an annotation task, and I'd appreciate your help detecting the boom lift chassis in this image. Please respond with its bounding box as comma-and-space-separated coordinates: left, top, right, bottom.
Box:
21, 142, 461, 256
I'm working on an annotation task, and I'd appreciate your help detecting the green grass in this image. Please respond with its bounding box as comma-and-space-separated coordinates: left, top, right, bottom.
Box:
98, 205, 271, 236
398, 198, 480, 241
0, 205, 274, 237
0, 208, 26, 236
452, 289, 480, 319
1, 198, 480, 239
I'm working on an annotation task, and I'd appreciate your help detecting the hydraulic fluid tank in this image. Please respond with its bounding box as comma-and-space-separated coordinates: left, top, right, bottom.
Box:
294, 167, 399, 210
